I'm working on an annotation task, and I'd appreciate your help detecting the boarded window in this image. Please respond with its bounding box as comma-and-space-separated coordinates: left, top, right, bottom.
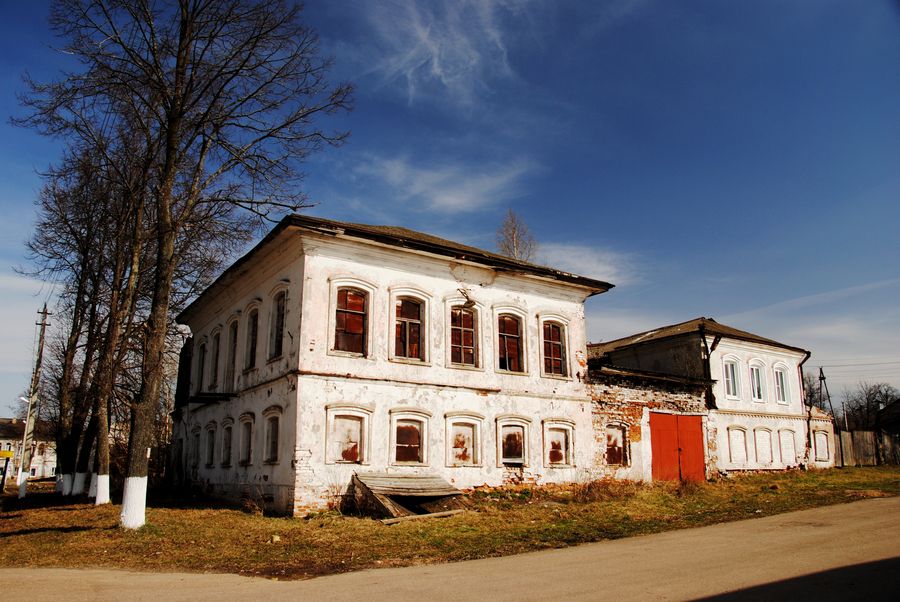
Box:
814, 431, 829, 461
335, 288, 367, 354
606, 425, 628, 466
240, 420, 253, 464
546, 427, 570, 465
779, 430, 796, 465
265, 416, 279, 462
755, 429, 773, 464
728, 428, 747, 464
222, 425, 232, 465
542, 322, 567, 376
501, 424, 525, 464
269, 291, 286, 360
498, 314, 523, 372
330, 415, 364, 463
450, 422, 476, 465
395, 298, 423, 359
450, 306, 477, 366
395, 419, 423, 463
245, 310, 258, 369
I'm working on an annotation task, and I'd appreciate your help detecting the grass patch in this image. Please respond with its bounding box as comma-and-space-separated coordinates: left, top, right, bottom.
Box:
1, 467, 898, 579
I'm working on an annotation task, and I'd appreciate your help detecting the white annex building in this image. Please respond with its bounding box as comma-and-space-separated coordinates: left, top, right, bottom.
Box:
172, 215, 613, 514
588, 318, 836, 473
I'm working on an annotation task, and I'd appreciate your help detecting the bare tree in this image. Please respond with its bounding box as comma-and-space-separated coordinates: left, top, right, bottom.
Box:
842, 382, 898, 430
19, 0, 351, 528
496, 208, 538, 262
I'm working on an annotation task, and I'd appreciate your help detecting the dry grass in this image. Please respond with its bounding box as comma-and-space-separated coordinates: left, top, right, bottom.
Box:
1, 467, 898, 579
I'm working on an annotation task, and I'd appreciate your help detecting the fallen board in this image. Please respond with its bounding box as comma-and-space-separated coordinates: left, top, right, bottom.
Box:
351, 472, 464, 519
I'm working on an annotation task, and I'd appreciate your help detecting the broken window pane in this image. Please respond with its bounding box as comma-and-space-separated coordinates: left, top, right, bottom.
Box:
395, 298, 423, 359
331, 415, 363, 463
547, 427, 569, 465
396, 419, 423, 463
451, 306, 477, 366
606, 425, 626, 465
498, 314, 523, 372
451, 422, 476, 465
501, 424, 525, 463
335, 288, 367, 354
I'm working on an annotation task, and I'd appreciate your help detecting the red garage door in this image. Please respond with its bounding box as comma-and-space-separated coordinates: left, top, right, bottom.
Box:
650, 413, 705, 482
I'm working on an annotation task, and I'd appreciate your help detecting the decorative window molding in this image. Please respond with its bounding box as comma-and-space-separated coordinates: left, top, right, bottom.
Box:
264, 415, 280, 464
494, 306, 528, 374
753, 428, 773, 464
325, 403, 373, 465
267, 288, 288, 361
239, 412, 255, 466
496, 414, 532, 466
445, 294, 483, 370
722, 356, 740, 399
727, 426, 748, 465
539, 315, 570, 378
445, 412, 483, 467
813, 430, 830, 461
605, 422, 630, 467
749, 360, 766, 402
773, 364, 790, 405
328, 277, 376, 358
778, 429, 797, 465
390, 407, 431, 465
205, 422, 217, 467
221, 420, 233, 467
389, 287, 431, 363
542, 418, 575, 467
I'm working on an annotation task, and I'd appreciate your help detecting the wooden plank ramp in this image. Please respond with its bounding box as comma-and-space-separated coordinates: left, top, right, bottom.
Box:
350, 472, 465, 519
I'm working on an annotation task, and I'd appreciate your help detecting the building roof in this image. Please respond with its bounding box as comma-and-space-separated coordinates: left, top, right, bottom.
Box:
588, 317, 808, 357
0, 418, 55, 441
178, 214, 614, 323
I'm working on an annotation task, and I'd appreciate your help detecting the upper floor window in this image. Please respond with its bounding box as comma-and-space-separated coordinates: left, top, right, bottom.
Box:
335, 288, 367, 355
224, 321, 238, 392
245, 309, 259, 370
497, 314, 524, 373
209, 331, 220, 389
774, 367, 789, 404
723, 359, 739, 398
450, 306, 478, 366
750, 363, 765, 401
196, 342, 207, 393
542, 321, 567, 377
395, 298, 424, 360
268, 291, 286, 360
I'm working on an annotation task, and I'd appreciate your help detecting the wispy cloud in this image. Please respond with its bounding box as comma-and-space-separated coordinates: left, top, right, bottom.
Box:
352, 0, 527, 106
354, 154, 536, 213
536, 242, 639, 285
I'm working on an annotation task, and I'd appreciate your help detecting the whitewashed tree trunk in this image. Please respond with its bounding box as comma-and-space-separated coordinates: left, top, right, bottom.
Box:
72, 472, 87, 495
88, 472, 98, 497
95, 474, 111, 505
55, 474, 63, 492
120, 476, 148, 528
61, 473, 74, 496
17, 471, 27, 498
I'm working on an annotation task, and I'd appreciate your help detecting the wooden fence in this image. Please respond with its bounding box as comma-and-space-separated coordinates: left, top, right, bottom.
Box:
833, 430, 900, 467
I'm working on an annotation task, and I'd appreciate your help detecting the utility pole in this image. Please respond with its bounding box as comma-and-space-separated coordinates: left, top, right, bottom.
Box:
819, 367, 844, 467
17, 304, 51, 498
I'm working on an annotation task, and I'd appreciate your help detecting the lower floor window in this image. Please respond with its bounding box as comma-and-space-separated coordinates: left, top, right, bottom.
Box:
606, 425, 628, 466
265, 416, 279, 463
500, 424, 526, 464
331, 415, 364, 463
395, 419, 424, 463
450, 422, 477, 465
546, 427, 570, 465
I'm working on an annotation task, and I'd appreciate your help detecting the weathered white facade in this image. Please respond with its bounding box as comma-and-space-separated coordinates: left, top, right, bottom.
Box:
172, 216, 611, 514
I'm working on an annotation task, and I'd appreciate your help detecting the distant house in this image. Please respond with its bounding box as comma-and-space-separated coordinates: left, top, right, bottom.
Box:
172, 214, 613, 514
0, 418, 57, 481
589, 318, 835, 472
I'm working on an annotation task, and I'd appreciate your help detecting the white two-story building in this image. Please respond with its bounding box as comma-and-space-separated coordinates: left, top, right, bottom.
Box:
172, 215, 612, 514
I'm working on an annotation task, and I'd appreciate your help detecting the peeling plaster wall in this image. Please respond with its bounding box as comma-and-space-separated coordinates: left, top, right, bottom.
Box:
587, 374, 707, 481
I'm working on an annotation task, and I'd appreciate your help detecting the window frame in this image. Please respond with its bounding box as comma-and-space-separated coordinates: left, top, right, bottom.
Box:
773, 364, 790, 405
778, 428, 797, 465
328, 277, 376, 358
753, 427, 773, 464
389, 287, 431, 364
224, 319, 239, 393
605, 422, 630, 467
389, 407, 432, 466
195, 339, 208, 394
749, 360, 766, 402
209, 329, 221, 390
238, 412, 254, 466
496, 414, 531, 467
495, 308, 528, 374
542, 419, 575, 468
325, 403, 373, 465
722, 357, 740, 399
813, 430, 830, 461
445, 412, 484, 467
191, 427, 201, 468
205, 422, 217, 467
539, 315, 570, 379
221, 418, 234, 467
727, 426, 748, 465
268, 288, 287, 362
262, 405, 282, 464
444, 295, 484, 371
244, 303, 260, 371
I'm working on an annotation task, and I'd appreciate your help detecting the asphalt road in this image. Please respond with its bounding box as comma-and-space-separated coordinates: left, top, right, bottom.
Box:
6, 496, 899, 601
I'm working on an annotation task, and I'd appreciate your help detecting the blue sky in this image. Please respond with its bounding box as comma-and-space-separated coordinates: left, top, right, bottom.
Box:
2, 1, 899, 415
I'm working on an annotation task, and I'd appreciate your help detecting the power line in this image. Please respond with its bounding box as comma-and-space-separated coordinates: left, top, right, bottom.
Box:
817, 361, 900, 368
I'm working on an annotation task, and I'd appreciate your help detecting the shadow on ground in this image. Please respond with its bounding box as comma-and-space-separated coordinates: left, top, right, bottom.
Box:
699, 557, 900, 601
